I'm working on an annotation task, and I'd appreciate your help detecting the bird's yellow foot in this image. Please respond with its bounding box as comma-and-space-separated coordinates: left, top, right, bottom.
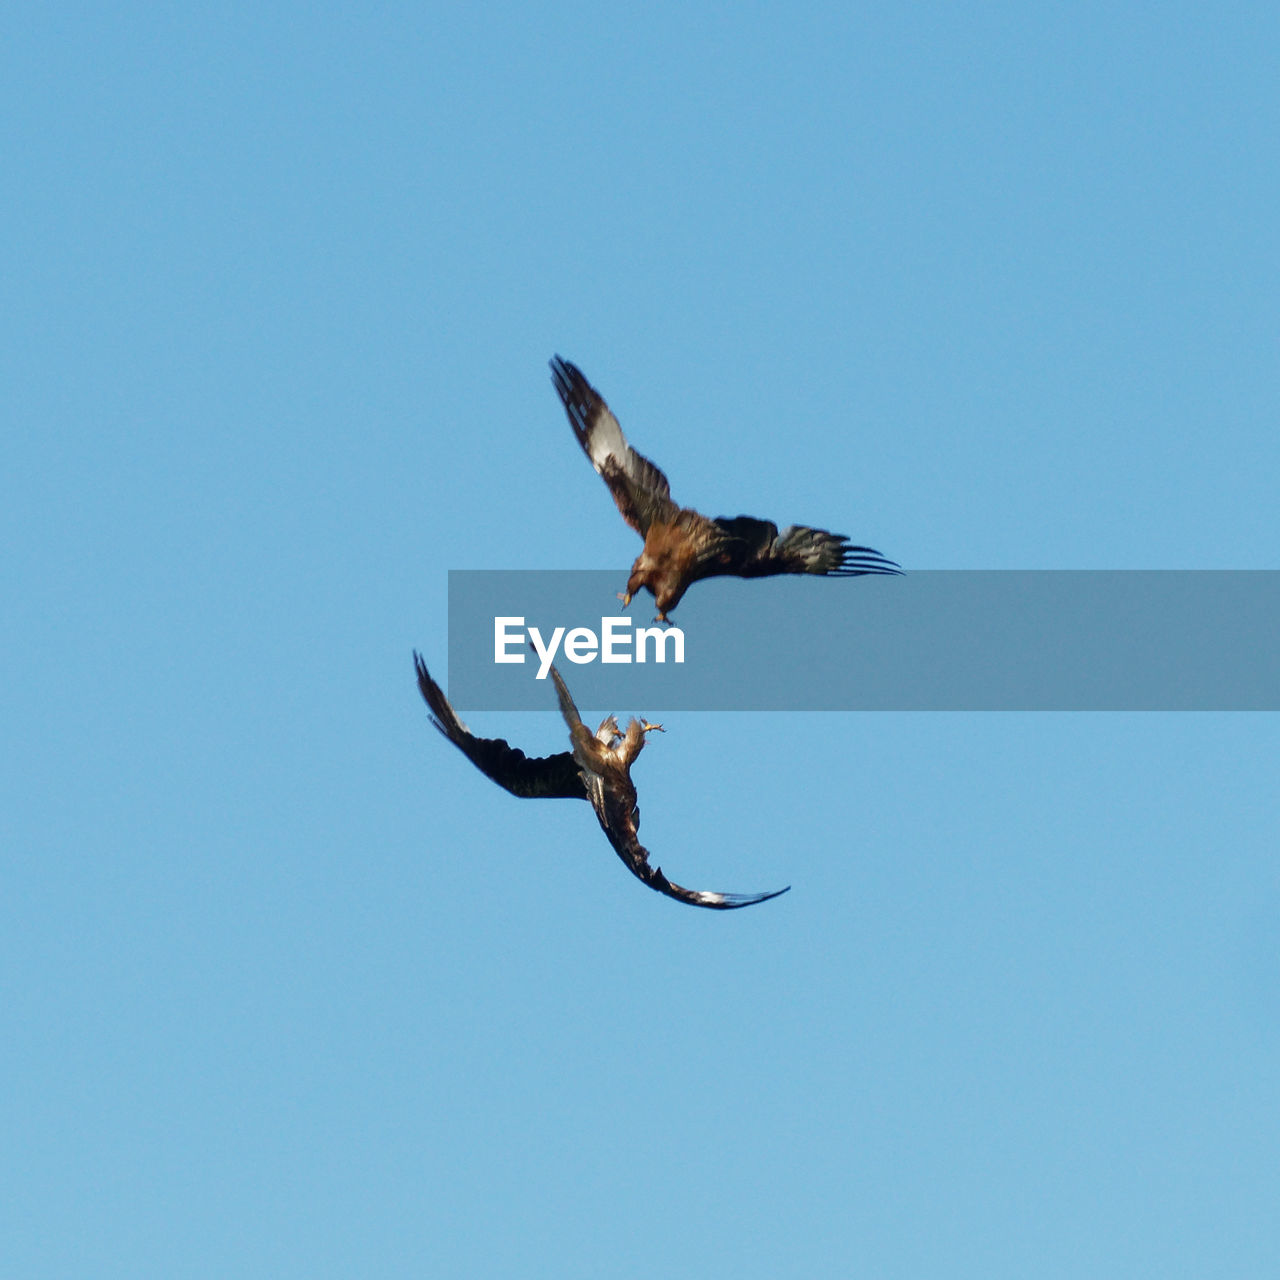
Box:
641, 720, 665, 734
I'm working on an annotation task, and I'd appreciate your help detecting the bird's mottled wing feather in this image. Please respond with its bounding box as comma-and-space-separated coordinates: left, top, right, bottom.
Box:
550, 356, 678, 536
711, 514, 901, 579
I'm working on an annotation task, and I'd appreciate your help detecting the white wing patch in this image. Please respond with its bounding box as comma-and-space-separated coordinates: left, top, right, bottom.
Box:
586, 408, 629, 475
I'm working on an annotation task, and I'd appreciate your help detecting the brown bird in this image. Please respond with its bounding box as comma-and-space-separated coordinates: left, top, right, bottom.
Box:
415, 653, 789, 910
550, 356, 901, 621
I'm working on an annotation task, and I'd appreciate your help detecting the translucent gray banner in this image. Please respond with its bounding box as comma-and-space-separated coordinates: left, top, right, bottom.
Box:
444, 570, 1280, 711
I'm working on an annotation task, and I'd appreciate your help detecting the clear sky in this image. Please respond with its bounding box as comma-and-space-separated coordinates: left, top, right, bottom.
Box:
4, 3, 1278, 1276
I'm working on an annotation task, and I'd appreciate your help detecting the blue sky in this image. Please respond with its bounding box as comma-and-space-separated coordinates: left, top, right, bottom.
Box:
4, 3, 1278, 1275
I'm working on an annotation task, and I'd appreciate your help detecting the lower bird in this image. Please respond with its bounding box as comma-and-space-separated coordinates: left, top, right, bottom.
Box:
414, 653, 789, 910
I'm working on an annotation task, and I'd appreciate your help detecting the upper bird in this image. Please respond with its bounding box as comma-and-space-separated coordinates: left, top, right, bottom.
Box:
550, 356, 901, 622
415, 652, 789, 910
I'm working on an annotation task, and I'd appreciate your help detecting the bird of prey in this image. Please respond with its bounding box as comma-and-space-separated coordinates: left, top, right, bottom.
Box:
414, 653, 789, 910
550, 355, 901, 621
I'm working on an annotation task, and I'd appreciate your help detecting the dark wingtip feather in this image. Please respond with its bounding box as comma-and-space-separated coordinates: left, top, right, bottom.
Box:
549, 354, 584, 402
830, 566, 905, 577
716, 885, 792, 909
833, 543, 903, 576
651, 869, 792, 909
413, 651, 458, 740
412, 649, 436, 700
548, 355, 595, 454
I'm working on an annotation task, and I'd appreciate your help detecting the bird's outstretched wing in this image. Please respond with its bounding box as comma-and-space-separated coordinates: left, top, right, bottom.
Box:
597, 781, 792, 911
550, 356, 679, 536
710, 515, 901, 579
414, 653, 586, 800
547, 663, 790, 911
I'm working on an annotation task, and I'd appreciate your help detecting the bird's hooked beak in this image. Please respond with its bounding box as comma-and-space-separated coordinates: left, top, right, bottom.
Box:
617, 591, 632, 609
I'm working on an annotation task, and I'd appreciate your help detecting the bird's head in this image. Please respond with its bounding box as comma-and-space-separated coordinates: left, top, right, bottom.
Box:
624, 562, 653, 604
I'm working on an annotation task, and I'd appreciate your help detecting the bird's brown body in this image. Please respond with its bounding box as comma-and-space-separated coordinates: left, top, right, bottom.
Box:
623, 514, 706, 620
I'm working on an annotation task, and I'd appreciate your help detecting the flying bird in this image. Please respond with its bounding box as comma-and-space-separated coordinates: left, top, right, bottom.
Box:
550, 356, 901, 621
414, 652, 789, 910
